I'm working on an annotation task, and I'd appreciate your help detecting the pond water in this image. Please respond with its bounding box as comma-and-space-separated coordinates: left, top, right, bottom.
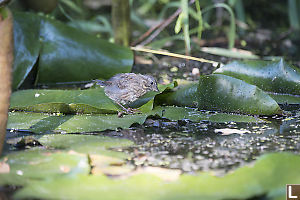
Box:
101, 110, 299, 175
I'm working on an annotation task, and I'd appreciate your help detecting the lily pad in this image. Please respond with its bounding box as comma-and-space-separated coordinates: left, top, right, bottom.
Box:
0, 134, 134, 187
268, 93, 300, 105
37, 14, 133, 84
197, 74, 282, 115
11, 153, 300, 200
37, 134, 133, 158
155, 83, 199, 107
7, 112, 148, 134
10, 88, 120, 114
12, 12, 133, 89
214, 59, 300, 95
156, 75, 282, 115
12, 11, 41, 89
0, 149, 89, 186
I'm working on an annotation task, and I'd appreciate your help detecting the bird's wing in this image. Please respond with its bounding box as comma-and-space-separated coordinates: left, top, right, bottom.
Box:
115, 74, 135, 89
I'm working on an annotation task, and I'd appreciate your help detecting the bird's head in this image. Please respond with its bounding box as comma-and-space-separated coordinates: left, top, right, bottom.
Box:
143, 75, 159, 92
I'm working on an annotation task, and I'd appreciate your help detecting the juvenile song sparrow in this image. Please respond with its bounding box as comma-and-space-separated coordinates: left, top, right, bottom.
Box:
95, 73, 159, 113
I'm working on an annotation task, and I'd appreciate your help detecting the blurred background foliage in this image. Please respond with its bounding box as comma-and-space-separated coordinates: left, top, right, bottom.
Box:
8, 0, 300, 60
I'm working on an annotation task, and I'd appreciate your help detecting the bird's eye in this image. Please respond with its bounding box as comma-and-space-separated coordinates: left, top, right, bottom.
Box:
150, 81, 154, 85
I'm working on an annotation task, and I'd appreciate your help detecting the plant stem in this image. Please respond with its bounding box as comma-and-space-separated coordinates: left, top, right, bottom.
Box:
0, 7, 13, 156
112, 0, 131, 46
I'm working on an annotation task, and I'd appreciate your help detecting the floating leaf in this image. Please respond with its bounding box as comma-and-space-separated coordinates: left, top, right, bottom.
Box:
0, 149, 89, 186
155, 83, 199, 108
10, 88, 119, 114
37, 14, 132, 84
12, 12, 133, 88
7, 112, 50, 131
37, 134, 133, 158
268, 93, 300, 105
12, 153, 300, 200
12, 12, 41, 89
156, 75, 281, 115
0, 134, 133, 185
214, 59, 300, 95
197, 74, 282, 115
7, 112, 148, 134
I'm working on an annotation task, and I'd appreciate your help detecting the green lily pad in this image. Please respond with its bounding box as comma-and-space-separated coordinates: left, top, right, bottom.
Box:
12, 12, 133, 89
12, 12, 41, 90
0, 149, 89, 186
156, 75, 282, 115
7, 112, 50, 131
214, 59, 300, 95
37, 134, 133, 158
155, 83, 199, 108
0, 134, 134, 186
7, 112, 148, 134
11, 153, 300, 200
268, 93, 300, 105
38, 134, 133, 150
56, 114, 148, 133
37, 14, 133, 84
10, 88, 120, 114
197, 74, 282, 115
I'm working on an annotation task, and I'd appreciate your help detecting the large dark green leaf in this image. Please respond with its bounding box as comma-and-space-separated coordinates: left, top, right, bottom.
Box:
214, 59, 300, 95
155, 83, 199, 107
12, 12, 41, 89
156, 75, 281, 115
197, 74, 282, 115
37, 15, 133, 84
12, 12, 133, 88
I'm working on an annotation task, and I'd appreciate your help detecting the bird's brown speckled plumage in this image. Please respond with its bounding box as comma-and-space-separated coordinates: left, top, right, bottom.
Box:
96, 73, 159, 107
